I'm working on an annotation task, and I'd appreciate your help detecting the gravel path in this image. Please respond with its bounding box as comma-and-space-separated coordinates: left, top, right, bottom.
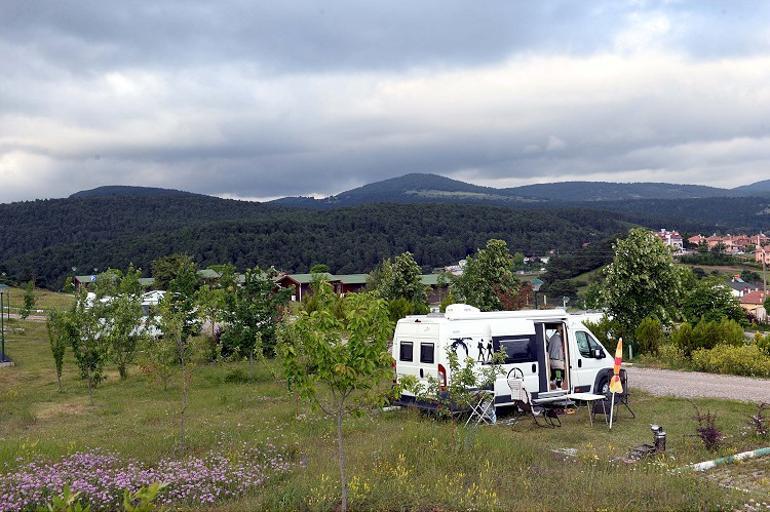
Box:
627, 366, 770, 403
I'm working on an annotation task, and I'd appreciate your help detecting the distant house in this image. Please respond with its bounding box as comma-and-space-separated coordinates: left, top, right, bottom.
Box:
728, 278, 761, 298
740, 290, 768, 322
275, 273, 369, 302
653, 229, 684, 253
276, 272, 451, 304
756, 246, 770, 266
687, 232, 766, 255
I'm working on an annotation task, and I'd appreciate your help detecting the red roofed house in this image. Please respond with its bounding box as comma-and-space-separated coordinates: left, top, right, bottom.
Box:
740, 290, 768, 322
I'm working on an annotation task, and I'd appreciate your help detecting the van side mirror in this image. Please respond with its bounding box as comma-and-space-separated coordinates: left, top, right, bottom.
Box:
593, 348, 605, 359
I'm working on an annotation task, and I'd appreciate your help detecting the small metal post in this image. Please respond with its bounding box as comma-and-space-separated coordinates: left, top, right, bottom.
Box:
1, 289, 5, 362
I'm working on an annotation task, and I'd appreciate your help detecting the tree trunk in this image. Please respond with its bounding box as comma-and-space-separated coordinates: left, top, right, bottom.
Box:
87, 375, 94, 406
336, 405, 348, 512
118, 363, 128, 380
56, 371, 62, 393
179, 349, 189, 452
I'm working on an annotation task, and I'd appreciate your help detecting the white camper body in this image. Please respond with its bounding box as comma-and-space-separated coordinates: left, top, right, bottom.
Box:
392, 304, 615, 408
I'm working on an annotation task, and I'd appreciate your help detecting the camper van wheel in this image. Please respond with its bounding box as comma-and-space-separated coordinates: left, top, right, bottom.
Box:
596, 375, 610, 395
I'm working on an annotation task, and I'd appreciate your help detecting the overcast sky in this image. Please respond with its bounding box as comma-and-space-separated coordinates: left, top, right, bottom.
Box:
3, 1, 770, 203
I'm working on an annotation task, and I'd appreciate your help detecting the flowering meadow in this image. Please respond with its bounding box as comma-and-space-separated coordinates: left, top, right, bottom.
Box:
0, 445, 292, 511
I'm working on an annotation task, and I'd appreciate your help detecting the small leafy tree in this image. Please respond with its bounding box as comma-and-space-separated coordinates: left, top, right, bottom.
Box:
220, 266, 291, 358
603, 228, 687, 334
47, 310, 71, 392
194, 284, 225, 359
20, 279, 36, 319
152, 254, 197, 291
452, 239, 520, 312
371, 252, 427, 304
309, 263, 330, 274
158, 297, 192, 452
277, 282, 392, 512
635, 316, 664, 356
69, 291, 105, 404
139, 332, 177, 391
683, 277, 745, 324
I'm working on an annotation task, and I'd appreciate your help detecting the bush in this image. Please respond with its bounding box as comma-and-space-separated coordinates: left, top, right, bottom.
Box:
675, 318, 745, 357
691, 344, 770, 378
672, 322, 696, 357
755, 332, 770, 357
635, 317, 664, 355
656, 343, 688, 368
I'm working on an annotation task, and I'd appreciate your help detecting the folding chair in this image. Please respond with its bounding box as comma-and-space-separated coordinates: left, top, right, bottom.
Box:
508, 370, 556, 428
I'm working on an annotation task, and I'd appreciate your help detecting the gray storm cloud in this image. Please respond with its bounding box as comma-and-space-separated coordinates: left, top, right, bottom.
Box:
2, 0, 770, 202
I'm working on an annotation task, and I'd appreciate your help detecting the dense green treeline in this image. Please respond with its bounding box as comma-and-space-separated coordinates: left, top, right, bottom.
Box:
1, 198, 629, 288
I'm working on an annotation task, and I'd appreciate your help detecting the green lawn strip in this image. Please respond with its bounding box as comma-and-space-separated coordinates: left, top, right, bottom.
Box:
1, 319, 764, 510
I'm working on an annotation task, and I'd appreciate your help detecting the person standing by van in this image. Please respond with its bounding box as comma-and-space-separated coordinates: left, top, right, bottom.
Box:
548, 325, 565, 388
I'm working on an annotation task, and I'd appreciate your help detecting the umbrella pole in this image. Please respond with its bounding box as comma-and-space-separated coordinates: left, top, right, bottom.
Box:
609, 392, 616, 429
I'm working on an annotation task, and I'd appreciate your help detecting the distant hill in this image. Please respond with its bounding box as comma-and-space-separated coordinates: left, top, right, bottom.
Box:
270, 173, 744, 208
69, 185, 200, 199
272, 173, 542, 208
0, 195, 631, 288
504, 181, 731, 201
732, 179, 770, 195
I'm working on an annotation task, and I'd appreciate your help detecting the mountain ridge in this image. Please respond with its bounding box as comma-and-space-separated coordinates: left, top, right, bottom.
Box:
65, 173, 770, 206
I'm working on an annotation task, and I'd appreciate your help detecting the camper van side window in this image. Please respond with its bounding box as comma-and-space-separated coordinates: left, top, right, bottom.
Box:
399, 342, 414, 362
420, 343, 435, 364
492, 336, 536, 364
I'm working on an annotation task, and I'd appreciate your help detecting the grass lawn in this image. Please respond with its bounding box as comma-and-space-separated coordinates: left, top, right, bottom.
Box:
1, 319, 768, 510
2, 286, 75, 315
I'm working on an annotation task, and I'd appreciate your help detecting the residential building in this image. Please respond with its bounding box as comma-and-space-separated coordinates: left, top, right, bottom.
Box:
275, 272, 450, 304
756, 246, 770, 266
740, 290, 768, 323
653, 229, 684, 253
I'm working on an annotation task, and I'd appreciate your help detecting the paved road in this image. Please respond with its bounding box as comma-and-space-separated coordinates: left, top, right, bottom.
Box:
627, 366, 770, 403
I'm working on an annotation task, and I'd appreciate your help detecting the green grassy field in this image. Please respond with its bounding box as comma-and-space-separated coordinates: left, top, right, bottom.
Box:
1, 317, 768, 510
2, 286, 75, 314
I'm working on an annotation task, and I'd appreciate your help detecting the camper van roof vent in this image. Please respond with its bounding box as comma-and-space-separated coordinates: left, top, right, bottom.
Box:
444, 304, 480, 319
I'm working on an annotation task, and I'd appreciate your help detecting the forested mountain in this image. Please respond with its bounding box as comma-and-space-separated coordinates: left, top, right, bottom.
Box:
0, 194, 631, 288
505, 181, 730, 201
269, 173, 770, 208
271, 173, 542, 207
732, 179, 770, 195
4, 173, 770, 289
70, 185, 199, 199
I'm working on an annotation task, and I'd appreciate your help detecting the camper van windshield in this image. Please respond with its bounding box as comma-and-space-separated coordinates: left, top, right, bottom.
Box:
492, 335, 536, 364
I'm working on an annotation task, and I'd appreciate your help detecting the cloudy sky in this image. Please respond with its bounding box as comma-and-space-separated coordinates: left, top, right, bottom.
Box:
3, 1, 770, 203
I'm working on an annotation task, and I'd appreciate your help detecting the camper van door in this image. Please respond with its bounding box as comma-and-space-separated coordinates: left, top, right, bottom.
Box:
488, 319, 541, 397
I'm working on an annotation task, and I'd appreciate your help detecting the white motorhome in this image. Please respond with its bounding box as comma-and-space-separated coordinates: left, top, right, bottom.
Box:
392, 304, 616, 408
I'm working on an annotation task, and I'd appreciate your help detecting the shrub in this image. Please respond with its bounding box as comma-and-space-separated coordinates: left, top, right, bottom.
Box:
691, 344, 770, 378
755, 332, 770, 357
677, 318, 746, 357
691, 402, 724, 452
656, 343, 688, 368
747, 403, 769, 439
635, 317, 664, 355
672, 322, 696, 357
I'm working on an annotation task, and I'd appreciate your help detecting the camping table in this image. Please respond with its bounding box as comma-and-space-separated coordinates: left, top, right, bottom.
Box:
465, 390, 496, 426
565, 393, 607, 427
